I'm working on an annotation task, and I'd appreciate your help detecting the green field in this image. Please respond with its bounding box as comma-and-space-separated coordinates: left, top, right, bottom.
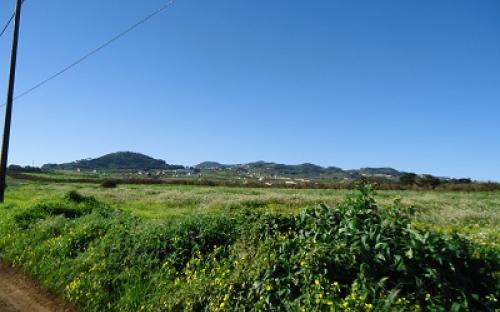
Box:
6, 178, 499, 243
0, 178, 499, 311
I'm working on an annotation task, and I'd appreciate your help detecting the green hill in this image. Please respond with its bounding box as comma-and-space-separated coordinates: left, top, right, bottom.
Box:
195, 161, 403, 179
42, 152, 178, 170
41, 152, 405, 180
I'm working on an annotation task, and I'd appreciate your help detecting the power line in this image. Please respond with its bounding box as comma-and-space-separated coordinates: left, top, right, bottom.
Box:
0, 14, 15, 38
0, 0, 26, 38
2, 0, 176, 106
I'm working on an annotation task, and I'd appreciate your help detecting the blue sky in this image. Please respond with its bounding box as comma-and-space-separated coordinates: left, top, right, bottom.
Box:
0, 0, 499, 181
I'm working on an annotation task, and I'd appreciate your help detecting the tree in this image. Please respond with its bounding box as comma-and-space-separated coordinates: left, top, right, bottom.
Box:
400, 173, 417, 186
418, 174, 441, 189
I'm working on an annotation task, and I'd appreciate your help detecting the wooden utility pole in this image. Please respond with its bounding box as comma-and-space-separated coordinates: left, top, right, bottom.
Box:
0, 0, 23, 202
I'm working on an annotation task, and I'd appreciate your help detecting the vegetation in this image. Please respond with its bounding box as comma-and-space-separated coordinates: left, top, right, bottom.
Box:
8, 164, 42, 173
41, 152, 184, 171
194, 161, 401, 180
37, 151, 410, 180
9, 169, 500, 192
14, 151, 497, 191
101, 180, 118, 188
4, 179, 500, 243
0, 182, 498, 311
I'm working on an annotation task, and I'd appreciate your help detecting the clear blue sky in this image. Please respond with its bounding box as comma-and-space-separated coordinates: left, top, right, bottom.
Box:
0, 0, 499, 181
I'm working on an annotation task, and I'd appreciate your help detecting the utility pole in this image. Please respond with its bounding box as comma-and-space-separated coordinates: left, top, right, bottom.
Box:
0, 0, 23, 202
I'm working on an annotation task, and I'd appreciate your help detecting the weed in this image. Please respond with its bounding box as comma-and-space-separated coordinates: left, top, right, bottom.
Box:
0, 187, 498, 311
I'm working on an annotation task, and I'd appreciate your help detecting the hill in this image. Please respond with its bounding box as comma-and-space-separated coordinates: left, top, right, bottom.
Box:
42, 152, 181, 171
195, 161, 403, 179
41, 152, 406, 180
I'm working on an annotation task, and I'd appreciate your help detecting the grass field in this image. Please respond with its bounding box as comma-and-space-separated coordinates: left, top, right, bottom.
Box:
5, 178, 499, 243
0, 178, 499, 311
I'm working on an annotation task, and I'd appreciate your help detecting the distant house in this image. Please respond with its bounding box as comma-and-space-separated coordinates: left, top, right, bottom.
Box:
174, 169, 194, 176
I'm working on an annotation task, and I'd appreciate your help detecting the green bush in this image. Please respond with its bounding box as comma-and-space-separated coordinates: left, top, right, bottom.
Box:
0, 187, 498, 311
101, 180, 118, 188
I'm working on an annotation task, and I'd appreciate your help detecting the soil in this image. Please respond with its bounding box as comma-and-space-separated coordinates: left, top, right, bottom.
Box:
0, 263, 75, 312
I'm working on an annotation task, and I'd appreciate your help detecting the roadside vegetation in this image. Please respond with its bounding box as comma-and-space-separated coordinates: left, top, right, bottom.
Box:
0, 181, 498, 311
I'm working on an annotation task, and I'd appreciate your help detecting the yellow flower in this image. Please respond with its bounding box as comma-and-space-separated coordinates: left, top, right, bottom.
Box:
315, 279, 320, 286
425, 293, 431, 301
486, 294, 498, 303
365, 303, 373, 310
332, 281, 340, 291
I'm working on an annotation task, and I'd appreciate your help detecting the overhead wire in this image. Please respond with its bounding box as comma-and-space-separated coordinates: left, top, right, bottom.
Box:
1, 0, 176, 107
0, 14, 15, 39
0, 0, 26, 38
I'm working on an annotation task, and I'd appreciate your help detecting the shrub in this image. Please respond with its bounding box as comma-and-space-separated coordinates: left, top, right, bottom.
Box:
101, 180, 118, 188
400, 172, 417, 185
0, 185, 498, 311
65, 190, 87, 203
417, 175, 442, 189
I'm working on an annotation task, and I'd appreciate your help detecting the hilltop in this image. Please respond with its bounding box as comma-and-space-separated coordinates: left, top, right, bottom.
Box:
42, 152, 182, 171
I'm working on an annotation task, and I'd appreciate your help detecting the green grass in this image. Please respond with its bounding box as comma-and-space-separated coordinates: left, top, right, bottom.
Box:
4, 178, 499, 244
0, 182, 498, 311
1, 179, 500, 311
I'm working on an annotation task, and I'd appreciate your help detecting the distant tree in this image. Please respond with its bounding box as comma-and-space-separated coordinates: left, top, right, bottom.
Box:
418, 174, 441, 189
101, 180, 118, 188
23, 166, 42, 172
8, 165, 41, 172
8, 164, 23, 171
400, 173, 417, 185
165, 164, 185, 170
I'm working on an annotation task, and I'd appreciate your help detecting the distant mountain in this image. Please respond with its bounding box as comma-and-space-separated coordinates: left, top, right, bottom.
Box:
41, 152, 405, 179
194, 161, 404, 179
42, 152, 183, 171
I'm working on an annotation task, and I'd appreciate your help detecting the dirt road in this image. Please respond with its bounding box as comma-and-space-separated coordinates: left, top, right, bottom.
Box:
0, 263, 74, 312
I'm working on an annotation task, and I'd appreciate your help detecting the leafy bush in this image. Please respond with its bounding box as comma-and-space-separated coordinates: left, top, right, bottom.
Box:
0, 187, 498, 311
101, 180, 118, 188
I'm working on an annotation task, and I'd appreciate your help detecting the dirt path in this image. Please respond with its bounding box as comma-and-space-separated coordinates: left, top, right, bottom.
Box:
0, 263, 74, 312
